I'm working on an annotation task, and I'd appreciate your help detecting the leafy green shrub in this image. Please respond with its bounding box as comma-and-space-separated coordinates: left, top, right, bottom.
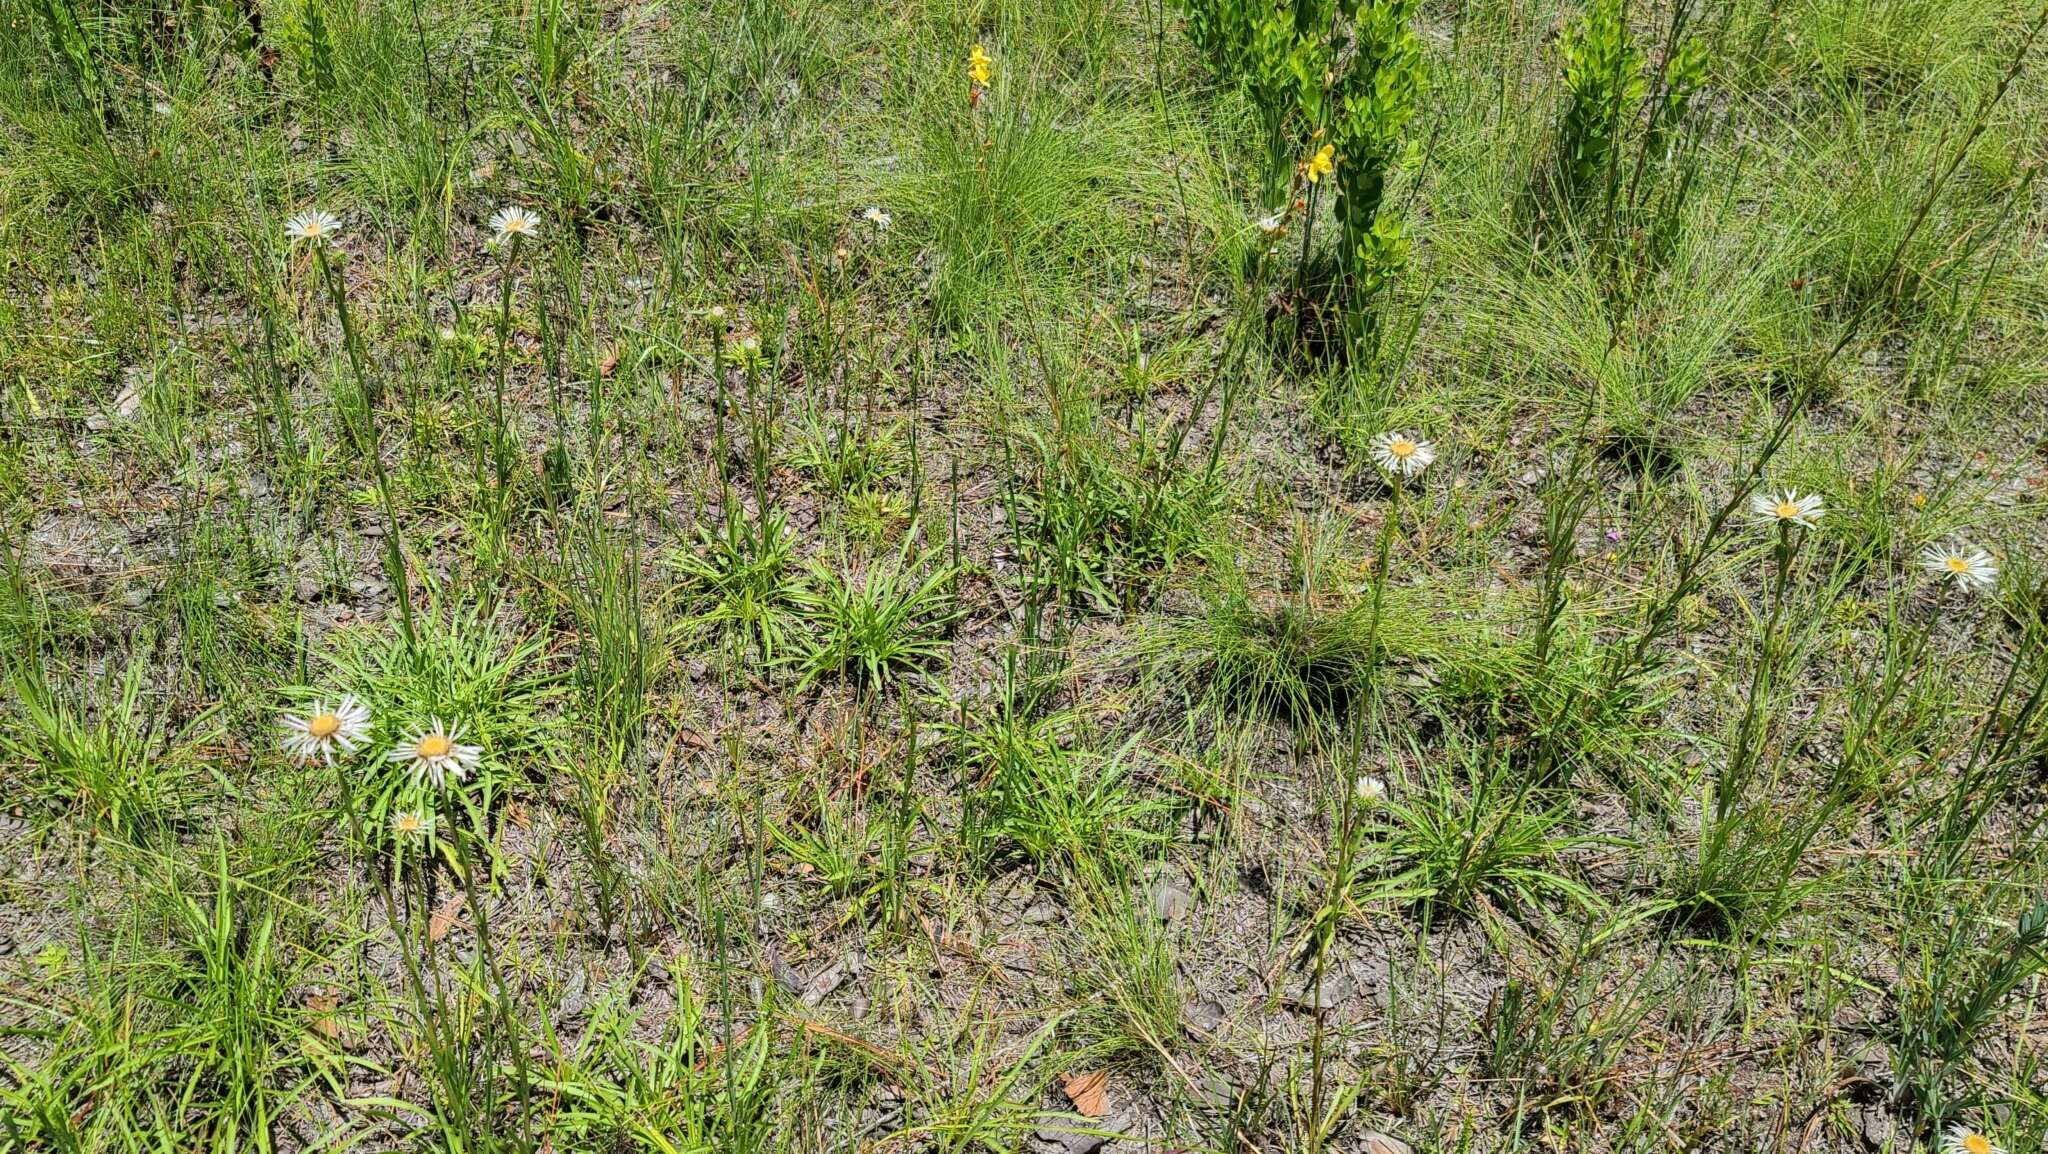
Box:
1180, 0, 1426, 348
1328, 0, 1425, 346
1553, 0, 1645, 211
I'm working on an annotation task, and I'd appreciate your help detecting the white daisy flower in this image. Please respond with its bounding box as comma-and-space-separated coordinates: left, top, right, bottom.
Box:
389, 719, 482, 791
489, 205, 540, 246
1942, 1123, 2003, 1154
1256, 211, 1285, 236
281, 696, 371, 765
283, 209, 342, 247
1369, 431, 1436, 478
1353, 775, 1387, 805
1920, 542, 1998, 590
862, 206, 892, 231
1748, 489, 1825, 528
391, 809, 435, 842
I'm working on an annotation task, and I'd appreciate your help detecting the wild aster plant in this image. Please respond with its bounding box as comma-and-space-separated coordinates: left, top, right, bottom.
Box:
391, 808, 435, 843
1942, 1123, 2004, 1154
1369, 431, 1435, 478
283, 209, 341, 247
389, 719, 482, 791
281, 696, 371, 765
1919, 542, 1998, 591
489, 205, 540, 247
1749, 489, 1825, 529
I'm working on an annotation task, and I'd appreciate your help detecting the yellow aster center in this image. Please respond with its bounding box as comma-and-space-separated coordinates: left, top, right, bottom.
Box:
1775, 502, 1800, 519
1389, 439, 1416, 459
1963, 1134, 1991, 1154
1946, 555, 1971, 574
416, 734, 453, 759
307, 713, 341, 739
395, 814, 425, 834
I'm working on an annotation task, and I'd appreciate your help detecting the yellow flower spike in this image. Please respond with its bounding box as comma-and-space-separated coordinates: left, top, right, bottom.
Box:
1305, 144, 1335, 183
969, 44, 993, 86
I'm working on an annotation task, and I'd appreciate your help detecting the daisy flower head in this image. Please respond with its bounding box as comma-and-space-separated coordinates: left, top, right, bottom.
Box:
391, 808, 435, 843
1920, 541, 1998, 591
1749, 489, 1825, 529
968, 43, 993, 86
862, 206, 892, 231
389, 719, 481, 791
1369, 430, 1436, 478
281, 696, 371, 765
1353, 775, 1387, 805
1942, 1123, 2003, 1154
489, 205, 540, 247
1305, 144, 1335, 184
283, 209, 342, 248
1256, 211, 1286, 237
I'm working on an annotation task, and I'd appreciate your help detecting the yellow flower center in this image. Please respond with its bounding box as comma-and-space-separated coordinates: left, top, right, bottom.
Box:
1947, 555, 1971, 574
1963, 1134, 1991, 1154
307, 713, 341, 739
395, 814, 424, 834
1389, 439, 1416, 459
417, 734, 453, 759
1775, 502, 1800, 519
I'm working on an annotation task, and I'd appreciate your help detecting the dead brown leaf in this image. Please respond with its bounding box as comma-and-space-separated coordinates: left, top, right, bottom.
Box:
429, 893, 466, 942
1059, 1069, 1109, 1117
304, 990, 340, 1039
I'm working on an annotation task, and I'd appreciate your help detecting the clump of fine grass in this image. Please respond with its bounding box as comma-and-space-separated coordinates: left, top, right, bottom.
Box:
792, 537, 958, 691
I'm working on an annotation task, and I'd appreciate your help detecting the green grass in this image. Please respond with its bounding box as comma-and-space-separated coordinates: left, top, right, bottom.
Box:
4, 0, 2048, 1151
